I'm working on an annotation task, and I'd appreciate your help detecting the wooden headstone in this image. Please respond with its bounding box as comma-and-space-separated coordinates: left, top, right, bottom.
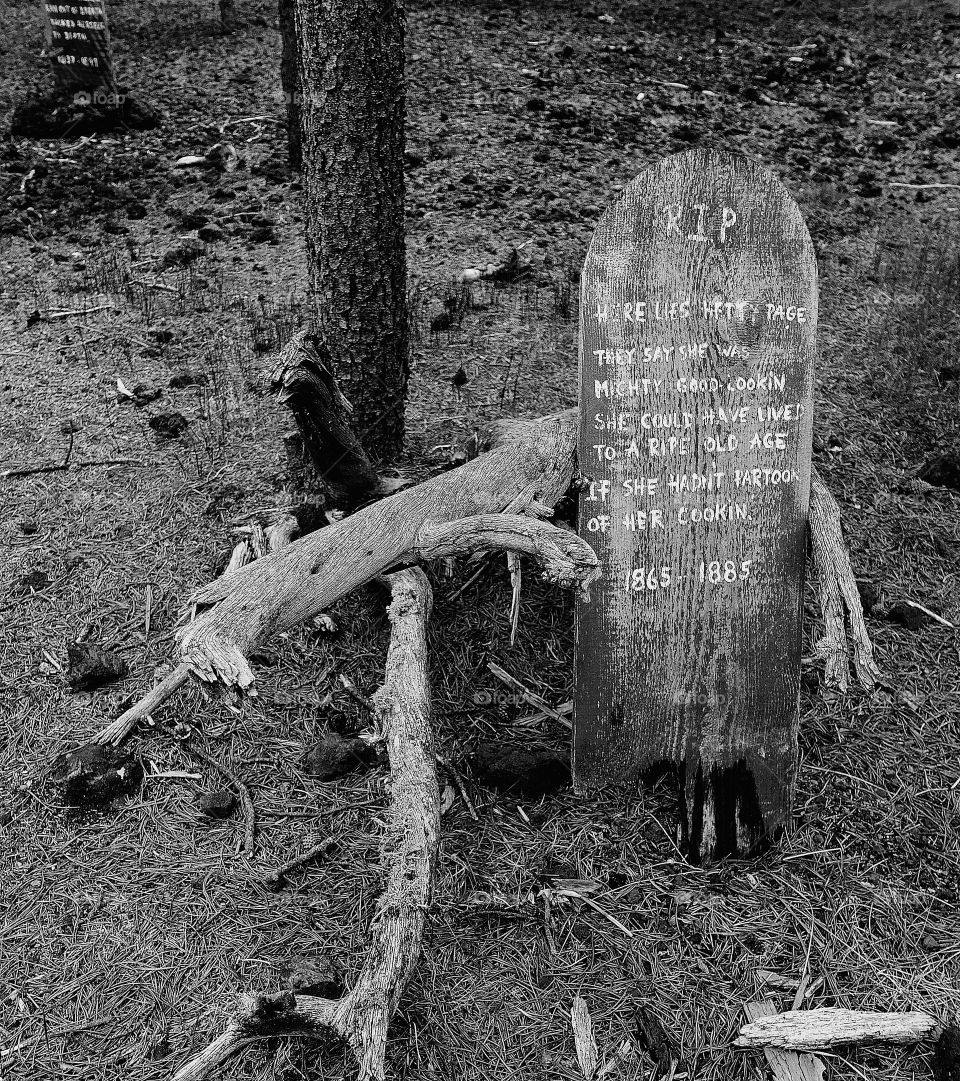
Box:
574, 149, 816, 862
42, 0, 116, 97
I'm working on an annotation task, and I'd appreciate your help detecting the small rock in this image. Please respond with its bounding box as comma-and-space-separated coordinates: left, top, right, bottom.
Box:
67, 640, 128, 691
121, 382, 163, 407
49, 742, 144, 808
471, 741, 570, 797
857, 579, 881, 614
884, 602, 931, 630
197, 789, 237, 819
300, 731, 378, 781
918, 452, 960, 492
197, 223, 225, 243
281, 956, 344, 998
168, 370, 207, 388
149, 412, 189, 438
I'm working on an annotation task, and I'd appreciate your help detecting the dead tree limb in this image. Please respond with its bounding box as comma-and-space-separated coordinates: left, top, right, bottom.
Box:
93, 661, 193, 747
172, 568, 439, 1081
177, 407, 581, 687
178, 408, 873, 694
180, 508, 596, 689
808, 472, 881, 691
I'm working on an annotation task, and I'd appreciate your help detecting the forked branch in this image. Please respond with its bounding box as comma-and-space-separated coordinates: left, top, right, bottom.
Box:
173, 568, 439, 1081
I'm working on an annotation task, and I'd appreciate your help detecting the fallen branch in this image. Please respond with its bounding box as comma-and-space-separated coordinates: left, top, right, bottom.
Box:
262, 836, 337, 889
188, 743, 257, 854
173, 567, 439, 1081
93, 661, 193, 746
179, 491, 596, 690
735, 1007, 941, 1051
808, 472, 881, 692
743, 1000, 825, 1081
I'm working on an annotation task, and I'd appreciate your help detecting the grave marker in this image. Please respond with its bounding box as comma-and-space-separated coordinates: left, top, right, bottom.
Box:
42, 0, 116, 98
574, 149, 816, 862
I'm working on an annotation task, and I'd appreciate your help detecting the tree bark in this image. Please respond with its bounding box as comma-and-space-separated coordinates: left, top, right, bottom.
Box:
277, 0, 300, 168
295, 0, 407, 461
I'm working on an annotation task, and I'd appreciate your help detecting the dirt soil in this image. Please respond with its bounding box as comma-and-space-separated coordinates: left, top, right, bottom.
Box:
1, 1, 959, 1079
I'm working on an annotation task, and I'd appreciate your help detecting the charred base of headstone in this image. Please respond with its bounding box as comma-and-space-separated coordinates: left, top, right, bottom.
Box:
10, 89, 160, 139
678, 758, 775, 864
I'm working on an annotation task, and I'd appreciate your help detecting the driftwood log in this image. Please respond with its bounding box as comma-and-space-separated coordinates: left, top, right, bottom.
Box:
173, 568, 438, 1081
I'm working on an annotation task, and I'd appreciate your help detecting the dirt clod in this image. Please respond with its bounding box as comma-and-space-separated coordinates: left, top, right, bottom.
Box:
884, 602, 932, 630
281, 955, 344, 998
300, 731, 378, 781
168, 370, 207, 388
148, 412, 189, 438
918, 452, 960, 492
49, 743, 144, 808
13, 569, 51, 596
197, 789, 237, 818
934, 1023, 960, 1081
857, 579, 881, 613
67, 641, 128, 691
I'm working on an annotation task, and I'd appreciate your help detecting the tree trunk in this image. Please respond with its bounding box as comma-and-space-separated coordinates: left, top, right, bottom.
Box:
277, 0, 300, 168
294, 0, 408, 461
219, 0, 236, 32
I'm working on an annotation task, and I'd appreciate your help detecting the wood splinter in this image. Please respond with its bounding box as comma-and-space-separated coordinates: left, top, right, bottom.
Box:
735, 1007, 941, 1051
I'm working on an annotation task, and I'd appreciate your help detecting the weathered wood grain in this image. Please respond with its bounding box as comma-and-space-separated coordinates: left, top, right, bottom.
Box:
574, 149, 817, 861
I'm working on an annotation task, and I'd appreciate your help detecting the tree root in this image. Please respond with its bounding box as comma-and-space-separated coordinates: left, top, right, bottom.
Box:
172, 568, 439, 1081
